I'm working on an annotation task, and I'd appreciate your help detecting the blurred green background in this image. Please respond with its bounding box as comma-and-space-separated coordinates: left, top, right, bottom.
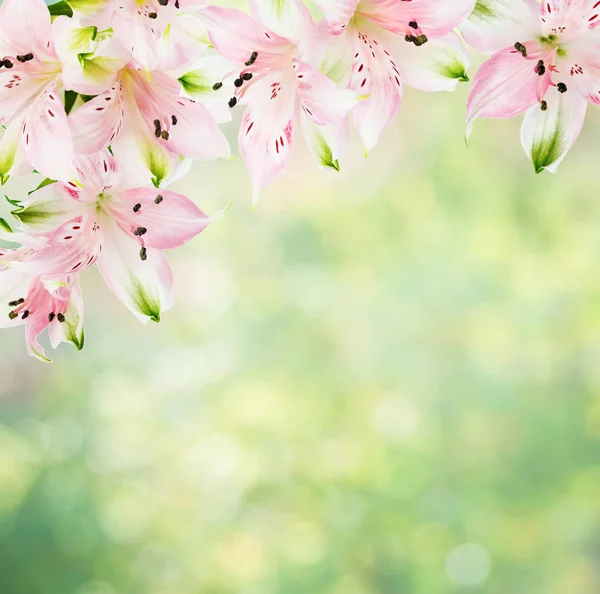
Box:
3, 4, 600, 593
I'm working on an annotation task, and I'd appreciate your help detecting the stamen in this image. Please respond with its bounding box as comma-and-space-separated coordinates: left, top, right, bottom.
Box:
148, 12, 158, 19
557, 82, 568, 93
133, 203, 142, 213
57, 313, 66, 323
8, 311, 18, 320
213, 82, 223, 91
158, 0, 169, 4
245, 51, 258, 66
133, 227, 147, 236
161, 130, 169, 140
234, 78, 244, 88
536, 60, 546, 76
540, 100, 548, 111
171, 115, 178, 125
155, 195, 164, 204
49, 312, 55, 322
242, 72, 253, 81
514, 42, 527, 58
408, 21, 418, 29
140, 247, 148, 261
21, 310, 30, 320
229, 97, 237, 108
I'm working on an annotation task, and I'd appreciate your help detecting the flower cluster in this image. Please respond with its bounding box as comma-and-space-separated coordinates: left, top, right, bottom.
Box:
1, 0, 599, 360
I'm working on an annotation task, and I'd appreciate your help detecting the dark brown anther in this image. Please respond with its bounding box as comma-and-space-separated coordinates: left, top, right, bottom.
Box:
49, 312, 56, 322
4, 59, 13, 69
536, 59, 546, 76
245, 51, 258, 66
213, 82, 223, 91
540, 100, 548, 111
514, 42, 527, 57
140, 247, 148, 261
242, 72, 253, 81
408, 21, 418, 29
557, 82, 567, 93
148, 11, 158, 19
229, 97, 237, 108
8, 311, 18, 320
155, 195, 164, 204
234, 78, 244, 88
171, 115, 178, 125
158, 0, 169, 5
133, 227, 147, 236
57, 313, 66, 323
21, 310, 30, 320
161, 130, 169, 140
133, 203, 142, 213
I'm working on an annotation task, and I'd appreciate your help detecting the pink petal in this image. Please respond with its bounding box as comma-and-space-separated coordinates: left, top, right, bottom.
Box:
237, 73, 296, 204
128, 70, 230, 162
294, 59, 357, 126
466, 45, 549, 136
313, 0, 361, 34
107, 188, 213, 250
21, 84, 79, 184
199, 6, 294, 69
0, 0, 55, 59
348, 29, 402, 150
69, 82, 125, 154
358, 0, 476, 37
14, 213, 104, 276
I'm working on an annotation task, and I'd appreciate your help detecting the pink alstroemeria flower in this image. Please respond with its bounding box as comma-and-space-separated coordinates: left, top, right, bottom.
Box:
0, 268, 84, 362
200, 0, 359, 204
312, 0, 475, 152
10, 151, 218, 323
69, 61, 230, 187
0, 0, 79, 184
464, 0, 600, 173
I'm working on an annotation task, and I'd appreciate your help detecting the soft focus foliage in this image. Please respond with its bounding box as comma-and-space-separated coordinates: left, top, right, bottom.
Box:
2, 33, 600, 589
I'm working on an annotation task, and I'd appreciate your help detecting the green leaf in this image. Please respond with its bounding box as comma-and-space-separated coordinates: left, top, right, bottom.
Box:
64, 90, 79, 116
47, 1, 74, 17
0, 218, 12, 233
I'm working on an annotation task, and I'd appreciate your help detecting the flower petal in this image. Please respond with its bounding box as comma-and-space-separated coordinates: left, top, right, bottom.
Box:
466, 45, 549, 137
128, 70, 230, 162
238, 73, 296, 204
348, 28, 402, 151
390, 31, 471, 92
294, 59, 357, 127
358, 0, 476, 37
249, 0, 314, 43
97, 218, 174, 323
460, 0, 540, 55
520, 85, 587, 174
108, 188, 213, 250
0, 0, 54, 58
21, 85, 79, 184
47, 275, 85, 351
312, 0, 361, 35
199, 6, 294, 69
69, 82, 125, 154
